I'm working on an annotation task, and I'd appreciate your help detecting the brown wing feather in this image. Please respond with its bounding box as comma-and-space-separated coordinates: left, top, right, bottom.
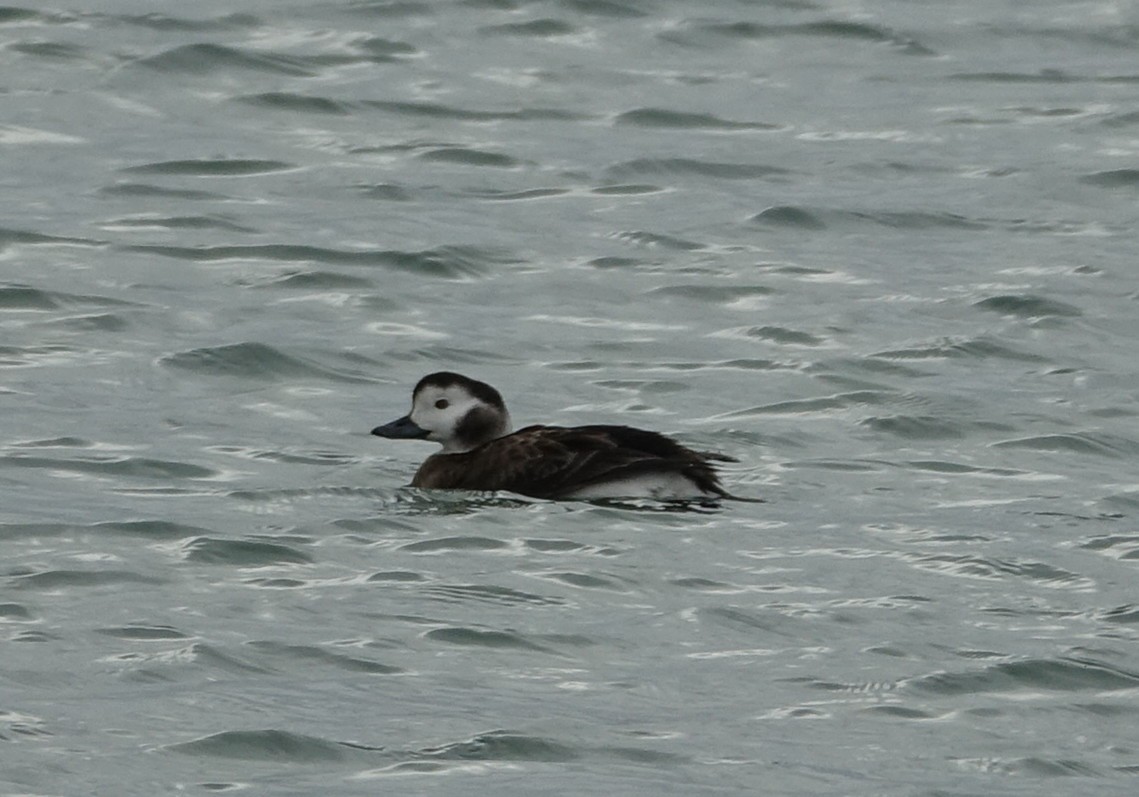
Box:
411, 425, 728, 499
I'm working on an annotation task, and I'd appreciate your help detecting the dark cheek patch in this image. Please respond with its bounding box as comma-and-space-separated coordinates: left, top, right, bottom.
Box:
456, 406, 499, 448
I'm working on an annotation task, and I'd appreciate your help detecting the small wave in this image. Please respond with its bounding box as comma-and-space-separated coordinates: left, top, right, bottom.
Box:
1079, 534, 1139, 560
8, 41, 88, 61
798, 20, 933, 54
480, 19, 578, 37
399, 536, 511, 553
247, 270, 375, 290
697, 610, 797, 633
906, 460, 1023, 476
949, 69, 1077, 83
152, 642, 271, 675
247, 641, 403, 674
902, 552, 1091, 588
661, 18, 933, 54
670, 576, 740, 592
357, 183, 413, 201
182, 536, 314, 566
0, 284, 59, 310
745, 325, 824, 346
209, 445, 355, 466
424, 583, 566, 606
861, 415, 968, 440
593, 378, 688, 394
373, 729, 685, 775
96, 519, 214, 538
0, 344, 80, 367
754, 206, 987, 230
0, 7, 43, 24
462, 187, 570, 201
1080, 168, 1139, 188
611, 230, 704, 250
0, 518, 209, 540
110, 11, 261, 32
416, 730, 579, 762
424, 627, 559, 654
539, 570, 627, 590
0, 283, 138, 311
614, 108, 778, 130
13, 569, 165, 590
852, 210, 987, 230
908, 655, 1139, 695
648, 285, 774, 303
125, 243, 502, 278
350, 34, 419, 57
861, 704, 940, 720
379, 345, 521, 368
590, 184, 663, 195
993, 432, 1139, 458
524, 538, 599, 554
367, 570, 426, 582
582, 256, 647, 269
364, 99, 581, 122
234, 92, 355, 115
750, 205, 826, 229
19, 432, 120, 450
606, 157, 789, 181
722, 390, 893, 417
777, 457, 887, 472
549, 357, 785, 373
871, 336, 1047, 362
0, 453, 216, 479
169, 729, 353, 762
97, 182, 229, 201
560, 0, 647, 18
1100, 605, 1139, 624
134, 43, 321, 77
418, 147, 520, 168
1103, 491, 1139, 511
120, 158, 294, 177
161, 341, 372, 383
0, 603, 33, 621
102, 214, 256, 232
974, 294, 1081, 318
1099, 110, 1139, 128
97, 624, 190, 640
39, 312, 129, 332
0, 124, 84, 145
343, 2, 433, 17
245, 578, 307, 589
0, 227, 100, 250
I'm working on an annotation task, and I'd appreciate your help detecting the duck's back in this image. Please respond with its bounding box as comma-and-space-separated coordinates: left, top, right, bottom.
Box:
411, 424, 729, 500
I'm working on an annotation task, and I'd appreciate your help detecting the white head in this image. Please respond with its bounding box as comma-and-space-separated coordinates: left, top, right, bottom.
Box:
372, 372, 512, 453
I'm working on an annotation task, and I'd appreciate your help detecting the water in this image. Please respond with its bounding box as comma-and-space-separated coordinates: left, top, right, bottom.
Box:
3, 0, 1139, 793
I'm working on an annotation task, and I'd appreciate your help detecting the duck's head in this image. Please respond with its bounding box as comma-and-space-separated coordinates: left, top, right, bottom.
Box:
371, 371, 513, 453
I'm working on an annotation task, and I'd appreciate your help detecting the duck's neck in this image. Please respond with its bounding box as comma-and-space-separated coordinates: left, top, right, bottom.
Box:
444, 408, 512, 453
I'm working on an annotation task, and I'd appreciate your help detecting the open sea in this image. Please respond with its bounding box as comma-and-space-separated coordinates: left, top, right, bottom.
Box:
3, 0, 1139, 794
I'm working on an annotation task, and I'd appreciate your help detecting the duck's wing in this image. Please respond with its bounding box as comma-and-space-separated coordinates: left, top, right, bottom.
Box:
561, 425, 731, 497
414, 425, 728, 499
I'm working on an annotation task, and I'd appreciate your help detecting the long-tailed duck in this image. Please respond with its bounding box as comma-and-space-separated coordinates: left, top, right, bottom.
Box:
371, 371, 738, 501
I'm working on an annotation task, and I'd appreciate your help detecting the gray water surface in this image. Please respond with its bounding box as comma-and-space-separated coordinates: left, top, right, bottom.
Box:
3, 1, 1139, 794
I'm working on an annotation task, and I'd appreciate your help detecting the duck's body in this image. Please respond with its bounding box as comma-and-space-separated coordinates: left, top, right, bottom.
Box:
372, 372, 735, 501
409, 423, 730, 500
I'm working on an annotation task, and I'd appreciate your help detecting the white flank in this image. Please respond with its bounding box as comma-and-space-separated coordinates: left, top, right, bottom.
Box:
563, 472, 713, 501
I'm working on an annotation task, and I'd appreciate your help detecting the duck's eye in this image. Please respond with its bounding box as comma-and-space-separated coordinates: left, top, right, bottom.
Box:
434, 398, 449, 410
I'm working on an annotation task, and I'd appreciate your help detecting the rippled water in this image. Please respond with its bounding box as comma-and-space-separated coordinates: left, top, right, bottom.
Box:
4, 0, 1139, 793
